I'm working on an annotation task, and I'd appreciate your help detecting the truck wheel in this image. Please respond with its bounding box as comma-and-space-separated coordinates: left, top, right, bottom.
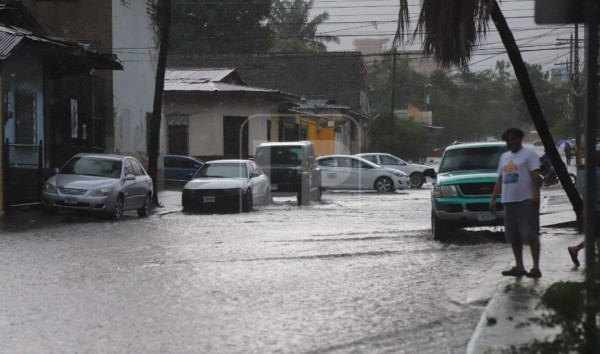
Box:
432, 210, 449, 241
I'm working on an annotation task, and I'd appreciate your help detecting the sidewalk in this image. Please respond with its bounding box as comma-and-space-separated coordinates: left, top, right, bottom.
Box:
466, 192, 584, 353
0, 190, 183, 232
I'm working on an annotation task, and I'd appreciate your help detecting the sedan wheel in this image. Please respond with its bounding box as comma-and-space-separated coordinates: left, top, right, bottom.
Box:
242, 189, 253, 212
374, 176, 394, 193
409, 172, 425, 189
137, 194, 151, 217
113, 195, 124, 220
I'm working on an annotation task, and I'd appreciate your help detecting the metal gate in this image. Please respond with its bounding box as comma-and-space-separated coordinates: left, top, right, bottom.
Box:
3, 139, 43, 211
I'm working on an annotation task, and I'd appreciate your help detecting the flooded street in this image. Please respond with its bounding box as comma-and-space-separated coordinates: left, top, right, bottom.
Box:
0, 186, 571, 353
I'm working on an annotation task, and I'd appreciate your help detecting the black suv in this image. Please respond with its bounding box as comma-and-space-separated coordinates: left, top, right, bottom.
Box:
254, 141, 321, 205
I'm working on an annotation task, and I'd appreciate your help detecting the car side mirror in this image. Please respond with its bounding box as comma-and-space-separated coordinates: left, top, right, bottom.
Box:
187, 172, 194, 179
50, 168, 59, 176
250, 172, 260, 178
124, 174, 136, 181
423, 168, 437, 179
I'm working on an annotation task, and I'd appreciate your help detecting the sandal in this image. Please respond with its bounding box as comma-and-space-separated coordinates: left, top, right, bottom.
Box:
568, 247, 580, 267
526, 268, 542, 278
501, 267, 527, 277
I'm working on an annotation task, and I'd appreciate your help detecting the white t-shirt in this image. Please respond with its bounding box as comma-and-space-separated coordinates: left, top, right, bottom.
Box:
497, 146, 540, 203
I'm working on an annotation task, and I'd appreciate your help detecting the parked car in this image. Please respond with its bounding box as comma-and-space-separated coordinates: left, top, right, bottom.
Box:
317, 155, 409, 192
42, 153, 153, 220
164, 155, 204, 182
355, 152, 436, 188
181, 159, 270, 212
431, 142, 508, 241
254, 141, 321, 205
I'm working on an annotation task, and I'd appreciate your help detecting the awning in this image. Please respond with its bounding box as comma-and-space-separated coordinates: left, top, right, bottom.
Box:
0, 25, 122, 71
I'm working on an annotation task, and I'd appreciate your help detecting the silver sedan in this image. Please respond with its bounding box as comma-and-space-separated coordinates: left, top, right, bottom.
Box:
42, 153, 153, 220
317, 155, 409, 192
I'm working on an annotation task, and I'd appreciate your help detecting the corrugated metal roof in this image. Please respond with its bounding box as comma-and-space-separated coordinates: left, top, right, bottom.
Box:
0, 27, 23, 59
165, 68, 281, 93
165, 69, 236, 83
164, 80, 281, 93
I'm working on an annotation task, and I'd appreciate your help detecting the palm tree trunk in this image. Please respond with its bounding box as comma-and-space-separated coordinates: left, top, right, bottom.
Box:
489, 1, 583, 220
148, 0, 172, 206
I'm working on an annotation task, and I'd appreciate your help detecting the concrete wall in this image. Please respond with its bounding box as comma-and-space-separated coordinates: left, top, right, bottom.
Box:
111, 0, 164, 165
164, 95, 280, 158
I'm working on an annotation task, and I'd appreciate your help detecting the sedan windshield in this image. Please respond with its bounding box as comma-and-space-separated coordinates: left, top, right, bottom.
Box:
196, 163, 248, 178
439, 146, 507, 173
60, 157, 123, 178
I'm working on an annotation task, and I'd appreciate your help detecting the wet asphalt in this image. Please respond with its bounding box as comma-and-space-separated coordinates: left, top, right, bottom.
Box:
0, 185, 575, 353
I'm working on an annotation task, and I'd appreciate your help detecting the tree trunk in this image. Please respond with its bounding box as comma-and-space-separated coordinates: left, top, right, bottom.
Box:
490, 1, 583, 219
148, 0, 172, 206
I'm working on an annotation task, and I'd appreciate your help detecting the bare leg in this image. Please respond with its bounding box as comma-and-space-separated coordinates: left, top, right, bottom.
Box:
511, 240, 525, 270
529, 240, 540, 270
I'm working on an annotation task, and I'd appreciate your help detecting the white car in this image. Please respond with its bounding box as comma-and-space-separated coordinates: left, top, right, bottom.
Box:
317, 155, 409, 192
355, 153, 436, 188
181, 159, 270, 212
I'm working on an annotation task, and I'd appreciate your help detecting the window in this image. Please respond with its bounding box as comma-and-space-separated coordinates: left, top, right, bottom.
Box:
380, 155, 402, 165
131, 160, 145, 176
361, 155, 378, 164
124, 160, 134, 176
15, 90, 36, 144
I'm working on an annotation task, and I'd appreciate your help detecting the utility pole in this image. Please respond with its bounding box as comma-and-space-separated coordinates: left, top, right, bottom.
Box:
573, 23, 583, 166
390, 47, 397, 131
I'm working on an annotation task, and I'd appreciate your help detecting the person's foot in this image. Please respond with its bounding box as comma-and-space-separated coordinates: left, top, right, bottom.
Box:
526, 268, 542, 278
568, 246, 580, 267
501, 267, 527, 277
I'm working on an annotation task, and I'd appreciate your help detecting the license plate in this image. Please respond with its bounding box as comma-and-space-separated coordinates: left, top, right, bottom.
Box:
270, 184, 278, 191
64, 197, 78, 205
203, 196, 215, 203
477, 213, 496, 221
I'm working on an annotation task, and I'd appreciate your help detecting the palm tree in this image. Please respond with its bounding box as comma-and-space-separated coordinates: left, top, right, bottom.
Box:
147, 0, 172, 206
395, 0, 583, 219
269, 0, 340, 52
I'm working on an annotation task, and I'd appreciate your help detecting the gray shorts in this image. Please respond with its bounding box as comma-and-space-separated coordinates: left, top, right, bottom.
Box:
504, 200, 540, 244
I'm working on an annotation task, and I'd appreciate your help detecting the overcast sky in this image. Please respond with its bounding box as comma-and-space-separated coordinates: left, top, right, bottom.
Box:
312, 0, 583, 74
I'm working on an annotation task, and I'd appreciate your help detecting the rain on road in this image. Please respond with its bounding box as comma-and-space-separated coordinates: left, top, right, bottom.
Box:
0, 187, 572, 353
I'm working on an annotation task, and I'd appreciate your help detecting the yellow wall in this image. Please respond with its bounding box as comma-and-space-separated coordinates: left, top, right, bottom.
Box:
301, 117, 335, 156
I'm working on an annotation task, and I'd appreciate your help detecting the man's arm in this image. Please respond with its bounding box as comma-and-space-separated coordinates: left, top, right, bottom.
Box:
489, 175, 503, 213
530, 169, 541, 206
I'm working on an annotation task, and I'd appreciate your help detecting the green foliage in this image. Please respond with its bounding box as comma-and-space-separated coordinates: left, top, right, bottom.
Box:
169, 0, 273, 54
506, 259, 600, 353
367, 58, 570, 151
367, 108, 431, 161
269, 0, 339, 52
512, 64, 570, 133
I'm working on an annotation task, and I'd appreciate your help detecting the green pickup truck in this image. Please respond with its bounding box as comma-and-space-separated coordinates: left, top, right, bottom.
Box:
431, 142, 508, 240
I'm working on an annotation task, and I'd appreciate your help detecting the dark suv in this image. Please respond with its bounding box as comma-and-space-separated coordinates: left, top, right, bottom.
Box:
254, 141, 321, 205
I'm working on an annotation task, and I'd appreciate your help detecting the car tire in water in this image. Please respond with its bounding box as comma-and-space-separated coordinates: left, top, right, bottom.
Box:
409, 172, 425, 189
113, 195, 124, 220
137, 194, 151, 217
242, 189, 253, 212
374, 176, 394, 193
263, 187, 271, 206
431, 210, 449, 241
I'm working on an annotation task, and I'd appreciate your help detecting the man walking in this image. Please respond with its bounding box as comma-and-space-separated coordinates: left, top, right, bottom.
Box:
490, 127, 542, 278
564, 141, 573, 166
